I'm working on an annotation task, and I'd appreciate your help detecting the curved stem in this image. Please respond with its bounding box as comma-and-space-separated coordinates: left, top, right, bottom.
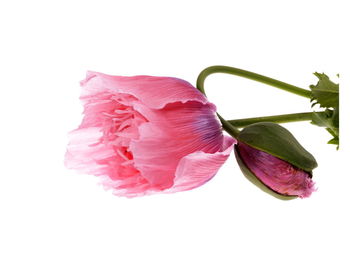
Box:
195, 69, 240, 138
196, 65, 312, 99
228, 112, 321, 128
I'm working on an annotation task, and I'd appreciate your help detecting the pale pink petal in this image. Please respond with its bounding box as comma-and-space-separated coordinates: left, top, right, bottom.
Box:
129, 101, 228, 190
65, 127, 113, 175
166, 136, 235, 193
80, 71, 209, 109
65, 93, 151, 193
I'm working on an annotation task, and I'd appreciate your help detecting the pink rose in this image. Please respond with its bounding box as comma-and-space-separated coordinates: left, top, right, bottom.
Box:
65, 72, 235, 197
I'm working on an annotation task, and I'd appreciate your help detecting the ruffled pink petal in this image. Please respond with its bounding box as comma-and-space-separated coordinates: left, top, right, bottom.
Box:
129, 101, 230, 191
81, 71, 208, 109
65, 127, 114, 175
166, 136, 235, 193
65, 92, 151, 194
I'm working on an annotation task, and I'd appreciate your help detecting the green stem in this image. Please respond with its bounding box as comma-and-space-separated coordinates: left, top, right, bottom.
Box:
196, 65, 312, 99
196, 68, 241, 138
228, 112, 321, 128
217, 113, 240, 138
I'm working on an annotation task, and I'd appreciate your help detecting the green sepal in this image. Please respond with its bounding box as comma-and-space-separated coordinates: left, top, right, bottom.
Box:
237, 122, 318, 172
234, 146, 297, 200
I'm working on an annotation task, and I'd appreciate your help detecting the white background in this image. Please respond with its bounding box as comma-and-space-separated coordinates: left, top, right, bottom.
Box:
1, 0, 349, 271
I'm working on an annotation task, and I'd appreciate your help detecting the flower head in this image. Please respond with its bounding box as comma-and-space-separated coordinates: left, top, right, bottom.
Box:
65, 72, 235, 197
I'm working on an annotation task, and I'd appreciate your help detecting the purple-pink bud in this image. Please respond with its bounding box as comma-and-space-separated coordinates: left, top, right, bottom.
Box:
237, 142, 316, 198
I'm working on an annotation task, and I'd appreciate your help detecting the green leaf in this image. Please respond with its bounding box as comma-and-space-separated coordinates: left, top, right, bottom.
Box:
311, 110, 334, 127
311, 105, 339, 148
327, 137, 339, 146
311, 110, 339, 147
309, 73, 339, 148
310, 73, 339, 108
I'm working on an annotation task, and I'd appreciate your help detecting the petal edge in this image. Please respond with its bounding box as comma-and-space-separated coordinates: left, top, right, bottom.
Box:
166, 136, 236, 193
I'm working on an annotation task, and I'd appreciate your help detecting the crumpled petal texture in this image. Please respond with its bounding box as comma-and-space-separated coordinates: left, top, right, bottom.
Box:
65, 72, 235, 197
238, 142, 316, 198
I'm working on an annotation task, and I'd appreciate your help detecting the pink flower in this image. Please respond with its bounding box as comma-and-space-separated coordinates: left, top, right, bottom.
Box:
236, 142, 316, 198
65, 72, 235, 197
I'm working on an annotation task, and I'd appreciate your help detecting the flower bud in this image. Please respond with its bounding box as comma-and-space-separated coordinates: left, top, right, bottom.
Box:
234, 122, 317, 199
